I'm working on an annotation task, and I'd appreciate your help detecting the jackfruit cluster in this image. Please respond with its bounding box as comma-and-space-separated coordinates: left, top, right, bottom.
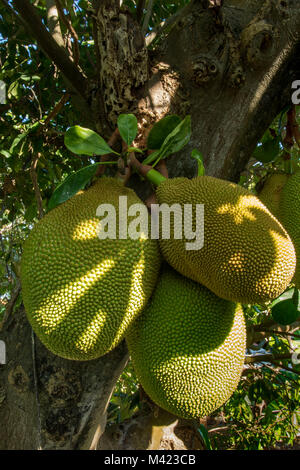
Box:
259, 171, 300, 289
20, 168, 298, 421
21, 177, 161, 360
126, 266, 246, 419
156, 176, 296, 305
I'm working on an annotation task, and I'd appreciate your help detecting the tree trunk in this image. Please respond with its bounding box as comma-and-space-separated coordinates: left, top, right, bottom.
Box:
0, 305, 128, 450
2, 0, 300, 450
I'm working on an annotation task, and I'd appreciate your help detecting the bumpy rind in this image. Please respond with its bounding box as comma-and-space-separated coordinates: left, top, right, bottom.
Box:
21, 177, 161, 360
156, 176, 296, 304
279, 171, 300, 289
126, 267, 246, 419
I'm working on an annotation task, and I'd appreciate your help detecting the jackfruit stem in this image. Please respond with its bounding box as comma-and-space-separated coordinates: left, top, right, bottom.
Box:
129, 153, 167, 186
146, 169, 167, 186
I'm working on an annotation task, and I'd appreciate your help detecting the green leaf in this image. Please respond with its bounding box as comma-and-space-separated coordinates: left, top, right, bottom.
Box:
147, 115, 181, 150
142, 149, 161, 165
292, 288, 299, 309
117, 114, 138, 146
127, 147, 144, 154
9, 122, 40, 154
191, 149, 205, 176
254, 138, 281, 163
159, 115, 191, 160
64, 126, 117, 156
197, 424, 212, 450
9, 133, 28, 154
48, 163, 104, 210
7, 80, 22, 100
272, 288, 300, 311
271, 299, 299, 326
0, 150, 11, 159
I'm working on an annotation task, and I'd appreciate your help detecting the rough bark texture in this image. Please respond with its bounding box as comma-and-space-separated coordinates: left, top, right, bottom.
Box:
1, 0, 300, 450
138, 0, 300, 182
0, 306, 128, 450
97, 406, 204, 450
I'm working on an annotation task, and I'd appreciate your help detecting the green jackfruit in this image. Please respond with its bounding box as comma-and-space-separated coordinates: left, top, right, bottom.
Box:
21, 177, 161, 361
126, 266, 246, 419
155, 176, 296, 304
280, 171, 300, 288
258, 173, 290, 219
260, 171, 300, 289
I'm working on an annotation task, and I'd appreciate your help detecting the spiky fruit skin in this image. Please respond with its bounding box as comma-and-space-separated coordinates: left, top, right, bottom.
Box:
126, 267, 246, 419
21, 177, 161, 361
278, 171, 300, 289
156, 176, 296, 305
258, 173, 290, 219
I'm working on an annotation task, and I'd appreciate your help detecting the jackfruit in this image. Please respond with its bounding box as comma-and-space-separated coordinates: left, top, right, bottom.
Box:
260, 171, 300, 289
258, 173, 290, 219
21, 177, 161, 361
126, 266, 246, 419
154, 175, 296, 305
280, 171, 300, 288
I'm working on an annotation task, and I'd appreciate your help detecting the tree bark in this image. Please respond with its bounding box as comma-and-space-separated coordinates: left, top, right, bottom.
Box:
138, 0, 300, 182
1, 0, 300, 450
0, 305, 128, 450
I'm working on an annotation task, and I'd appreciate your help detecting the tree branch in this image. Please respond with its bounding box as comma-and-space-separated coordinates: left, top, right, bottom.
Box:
46, 0, 64, 49
30, 152, 44, 220
11, 0, 88, 100
54, 0, 80, 66
142, 0, 154, 36
136, 0, 146, 24
245, 354, 292, 364
0, 282, 21, 332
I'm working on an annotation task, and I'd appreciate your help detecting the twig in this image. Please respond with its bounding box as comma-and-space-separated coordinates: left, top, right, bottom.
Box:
46, 0, 64, 48
95, 128, 121, 177
142, 0, 154, 36
253, 320, 300, 334
245, 353, 292, 364
12, 0, 87, 99
270, 360, 300, 376
40, 93, 70, 130
0, 234, 10, 279
30, 153, 44, 220
55, 0, 80, 66
247, 354, 300, 376
136, 0, 146, 24
29, 88, 43, 120
0, 282, 21, 332
255, 329, 300, 338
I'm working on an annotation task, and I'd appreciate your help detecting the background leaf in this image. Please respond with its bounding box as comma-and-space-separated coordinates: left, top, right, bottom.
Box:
147, 115, 181, 150
160, 115, 191, 159
117, 114, 138, 146
254, 138, 281, 163
271, 299, 299, 326
191, 149, 205, 176
48, 163, 102, 210
64, 126, 116, 156
197, 424, 213, 450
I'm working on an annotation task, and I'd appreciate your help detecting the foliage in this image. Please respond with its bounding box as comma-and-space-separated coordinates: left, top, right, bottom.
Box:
0, 0, 299, 450
214, 365, 300, 450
